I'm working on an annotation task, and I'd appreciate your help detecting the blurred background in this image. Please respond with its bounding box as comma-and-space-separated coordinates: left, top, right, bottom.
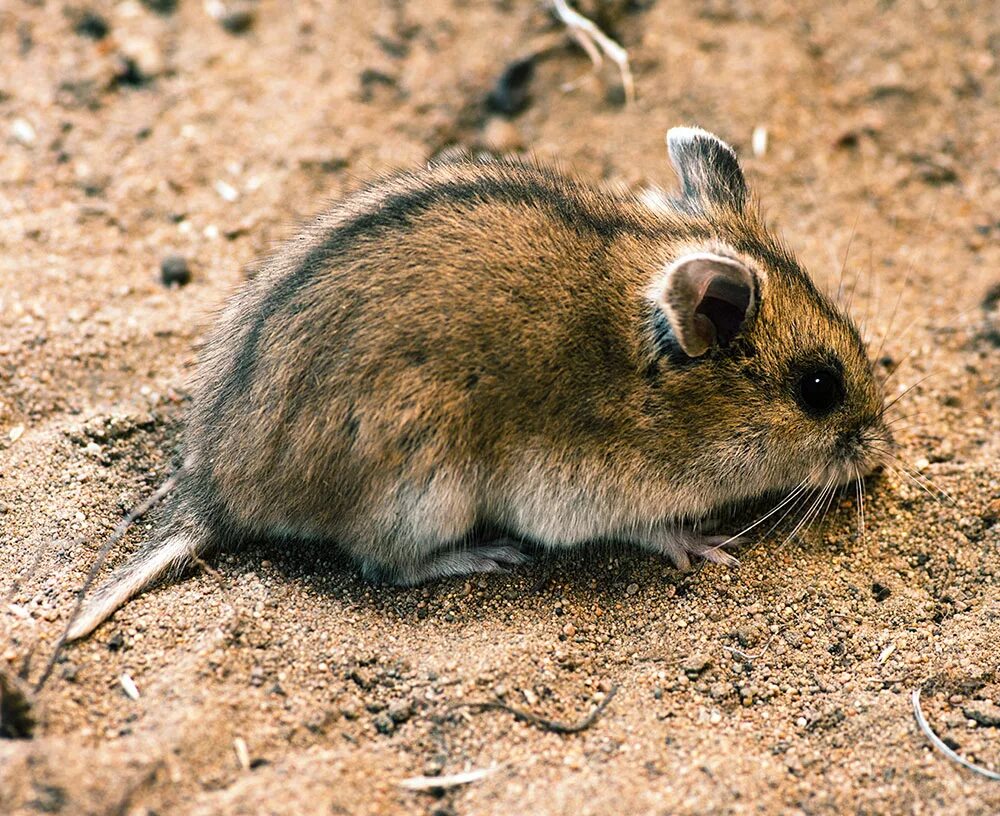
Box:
1, 2, 998, 814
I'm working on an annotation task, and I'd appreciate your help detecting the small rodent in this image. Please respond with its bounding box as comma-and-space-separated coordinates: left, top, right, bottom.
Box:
68, 127, 892, 640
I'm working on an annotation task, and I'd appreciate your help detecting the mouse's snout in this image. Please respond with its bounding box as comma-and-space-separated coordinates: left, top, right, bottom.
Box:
857, 417, 896, 477
819, 414, 894, 489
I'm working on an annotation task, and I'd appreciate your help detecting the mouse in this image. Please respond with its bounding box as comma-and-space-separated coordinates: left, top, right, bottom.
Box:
66, 126, 893, 640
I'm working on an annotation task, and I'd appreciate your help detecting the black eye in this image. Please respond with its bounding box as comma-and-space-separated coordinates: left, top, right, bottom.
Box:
797, 367, 845, 416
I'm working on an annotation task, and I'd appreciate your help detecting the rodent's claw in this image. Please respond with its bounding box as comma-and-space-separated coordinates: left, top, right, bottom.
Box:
378, 542, 530, 585
688, 535, 741, 567
473, 543, 531, 567
634, 528, 740, 571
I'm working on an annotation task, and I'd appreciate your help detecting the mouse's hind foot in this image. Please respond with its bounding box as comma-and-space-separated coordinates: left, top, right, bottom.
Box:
363, 541, 530, 587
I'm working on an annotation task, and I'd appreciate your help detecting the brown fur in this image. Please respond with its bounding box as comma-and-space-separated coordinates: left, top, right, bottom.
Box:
67, 128, 892, 640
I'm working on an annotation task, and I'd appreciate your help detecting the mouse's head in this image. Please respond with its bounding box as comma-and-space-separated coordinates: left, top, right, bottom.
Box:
645, 127, 893, 506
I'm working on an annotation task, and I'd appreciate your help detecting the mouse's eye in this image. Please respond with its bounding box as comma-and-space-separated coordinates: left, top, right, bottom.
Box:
796, 367, 845, 416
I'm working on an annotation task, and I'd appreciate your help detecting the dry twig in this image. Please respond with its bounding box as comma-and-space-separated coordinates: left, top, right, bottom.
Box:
457, 684, 618, 734
398, 767, 497, 792
551, 0, 635, 103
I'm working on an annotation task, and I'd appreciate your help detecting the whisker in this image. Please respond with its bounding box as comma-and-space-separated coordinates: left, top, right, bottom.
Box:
880, 372, 938, 416
884, 299, 981, 373
879, 347, 917, 386
836, 213, 861, 305
890, 464, 940, 502
872, 265, 910, 367
715, 477, 813, 548
873, 201, 938, 354
894, 462, 957, 507
852, 465, 866, 547
884, 411, 926, 427
740, 477, 820, 559
792, 491, 829, 546
696, 477, 813, 560
780, 479, 830, 551
792, 481, 832, 547
878, 454, 951, 506
810, 474, 840, 537
859, 238, 879, 343
815, 476, 842, 537
867, 443, 958, 506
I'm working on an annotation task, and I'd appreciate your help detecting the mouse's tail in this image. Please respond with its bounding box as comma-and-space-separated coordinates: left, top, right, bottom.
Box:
61, 467, 213, 644
65, 527, 204, 642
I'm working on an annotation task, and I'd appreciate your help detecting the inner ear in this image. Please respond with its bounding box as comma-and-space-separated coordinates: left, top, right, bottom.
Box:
654, 252, 758, 358
697, 276, 751, 347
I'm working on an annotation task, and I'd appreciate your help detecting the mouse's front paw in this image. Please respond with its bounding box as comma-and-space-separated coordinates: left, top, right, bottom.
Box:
635, 528, 741, 571
685, 534, 741, 567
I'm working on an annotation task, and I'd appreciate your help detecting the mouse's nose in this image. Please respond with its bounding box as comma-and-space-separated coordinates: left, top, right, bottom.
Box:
835, 424, 892, 477
836, 428, 863, 456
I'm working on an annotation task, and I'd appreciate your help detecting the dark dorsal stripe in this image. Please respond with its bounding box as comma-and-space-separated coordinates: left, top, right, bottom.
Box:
220, 172, 683, 407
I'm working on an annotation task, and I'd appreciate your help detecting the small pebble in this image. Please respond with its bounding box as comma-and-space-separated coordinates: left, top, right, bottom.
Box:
206, 0, 256, 34
962, 701, 1000, 728
982, 282, 1000, 311
160, 255, 191, 287
682, 654, 711, 678
871, 582, 891, 602
73, 10, 110, 40
215, 179, 239, 202
388, 699, 413, 724
120, 673, 140, 700
11, 119, 36, 146
751, 125, 768, 157
625, 582, 639, 596
119, 36, 165, 79
111, 54, 150, 88
233, 736, 251, 769
141, 0, 178, 13
373, 713, 395, 735
423, 754, 447, 777
349, 667, 375, 690
487, 57, 534, 116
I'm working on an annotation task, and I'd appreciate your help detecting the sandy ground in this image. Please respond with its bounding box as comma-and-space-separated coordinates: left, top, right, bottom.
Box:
1, 1, 999, 813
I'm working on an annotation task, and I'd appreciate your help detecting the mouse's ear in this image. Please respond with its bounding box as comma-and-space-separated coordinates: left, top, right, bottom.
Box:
652, 252, 758, 357
666, 127, 748, 212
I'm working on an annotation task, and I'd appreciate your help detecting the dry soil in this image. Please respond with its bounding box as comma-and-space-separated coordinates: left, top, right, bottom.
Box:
1, 1, 999, 814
